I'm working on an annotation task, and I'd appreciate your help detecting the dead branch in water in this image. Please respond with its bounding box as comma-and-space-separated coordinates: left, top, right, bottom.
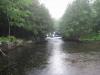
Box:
0, 48, 7, 56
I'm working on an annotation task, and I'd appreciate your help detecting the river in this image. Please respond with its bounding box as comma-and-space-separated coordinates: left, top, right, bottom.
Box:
0, 37, 100, 75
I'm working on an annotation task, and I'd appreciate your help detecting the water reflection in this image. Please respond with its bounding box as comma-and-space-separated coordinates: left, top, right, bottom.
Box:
27, 37, 68, 75
45, 38, 67, 75
27, 37, 100, 75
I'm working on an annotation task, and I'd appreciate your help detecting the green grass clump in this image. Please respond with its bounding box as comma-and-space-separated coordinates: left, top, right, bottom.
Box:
80, 33, 100, 41
0, 36, 16, 43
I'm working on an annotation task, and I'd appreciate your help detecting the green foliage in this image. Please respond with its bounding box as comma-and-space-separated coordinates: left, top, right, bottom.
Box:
0, 0, 53, 40
0, 36, 16, 43
92, 0, 100, 33
59, 0, 100, 40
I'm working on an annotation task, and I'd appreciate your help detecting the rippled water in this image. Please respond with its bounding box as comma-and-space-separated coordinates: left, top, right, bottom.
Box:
0, 37, 100, 75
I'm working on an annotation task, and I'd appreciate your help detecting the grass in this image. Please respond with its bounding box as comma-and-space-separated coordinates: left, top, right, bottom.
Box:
80, 33, 100, 41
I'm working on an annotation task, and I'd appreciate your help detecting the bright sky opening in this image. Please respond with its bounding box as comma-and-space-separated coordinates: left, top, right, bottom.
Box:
40, 0, 74, 20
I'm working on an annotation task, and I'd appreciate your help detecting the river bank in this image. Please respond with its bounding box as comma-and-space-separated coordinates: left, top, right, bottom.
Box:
0, 36, 47, 56
62, 33, 100, 42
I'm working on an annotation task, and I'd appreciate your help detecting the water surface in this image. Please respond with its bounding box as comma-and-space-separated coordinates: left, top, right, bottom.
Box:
0, 37, 100, 75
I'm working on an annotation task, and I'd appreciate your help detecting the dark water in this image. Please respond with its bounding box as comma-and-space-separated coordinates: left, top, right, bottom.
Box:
0, 37, 100, 75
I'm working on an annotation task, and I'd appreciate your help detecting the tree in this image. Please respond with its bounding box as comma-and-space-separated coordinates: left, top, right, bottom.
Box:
0, 0, 53, 41
59, 0, 93, 40
92, 0, 100, 33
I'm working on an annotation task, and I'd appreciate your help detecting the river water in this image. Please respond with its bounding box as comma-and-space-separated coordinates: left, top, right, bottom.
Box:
0, 37, 100, 75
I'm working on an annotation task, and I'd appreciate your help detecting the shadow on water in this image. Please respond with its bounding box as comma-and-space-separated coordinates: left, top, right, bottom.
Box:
63, 41, 100, 53
0, 42, 49, 75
